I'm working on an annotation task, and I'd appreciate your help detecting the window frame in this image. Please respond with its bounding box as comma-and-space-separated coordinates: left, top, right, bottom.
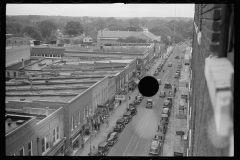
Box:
71, 116, 74, 131
19, 147, 24, 156
75, 112, 77, 128
42, 134, 50, 155
28, 141, 32, 156
53, 126, 60, 146
78, 111, 81, 124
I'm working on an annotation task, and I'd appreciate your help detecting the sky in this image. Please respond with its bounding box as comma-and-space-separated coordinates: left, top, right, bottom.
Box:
6, 4, 195, 18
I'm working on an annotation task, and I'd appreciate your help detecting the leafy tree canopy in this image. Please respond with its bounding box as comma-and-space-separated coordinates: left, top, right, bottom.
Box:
37, 20, 57, 40
64, 21, 84, 36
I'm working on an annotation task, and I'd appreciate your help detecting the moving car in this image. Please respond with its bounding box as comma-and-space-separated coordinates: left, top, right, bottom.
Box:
175, 56, 180, 59
164, 82, 172, 89
174, 73, 180, 79
154, 71, 159, 76
146, 99, 153, 108
159, 91, 166, 98
97, 142, 110, 156
149, 140, 161, 156
106, 132, 119, 146
157, 79, 161, 85
168, 62, 172, 67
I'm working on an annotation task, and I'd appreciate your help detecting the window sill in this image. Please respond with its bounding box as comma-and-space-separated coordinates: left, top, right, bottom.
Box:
42, 148, 51, 156
53, 139, 61, 146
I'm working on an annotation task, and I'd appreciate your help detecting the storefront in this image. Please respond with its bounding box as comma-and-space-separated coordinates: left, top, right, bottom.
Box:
107, 94, 116, 111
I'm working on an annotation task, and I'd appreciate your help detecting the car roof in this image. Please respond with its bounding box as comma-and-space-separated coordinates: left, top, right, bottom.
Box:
110, 132, 118, 137
98, 141, 108, 147
162, 114, 168, 117
165, 82, 170, 84
163, 108, 169, 111
147, 99, 153, 101
151, 140, 159, 146
164, 100, 170, 103
117, 119, 124, 122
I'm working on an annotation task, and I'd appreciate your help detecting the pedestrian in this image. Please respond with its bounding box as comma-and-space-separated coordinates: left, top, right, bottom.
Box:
119, 100, 121, 105
98, 123, 100, 131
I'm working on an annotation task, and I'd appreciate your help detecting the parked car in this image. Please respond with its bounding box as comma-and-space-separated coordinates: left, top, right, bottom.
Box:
168, 91, 173, 96
167, 97, 173, 103
164, 82, 172, 89
146, 99, 153, 108
157, 79, 161, 85
163, 100, 172, 108
162, 108, 170, 116
106, 132, 119, 146
113, 124, 124, 132
97, 141, 110, 156
159, 91, 166, 98
174, 73, 180, 79
158, 122, 167, 134
153, 132, 164, 143
161, 114, 169, 125
129, 107, 137, 116
123, 111, 132, 122
175, 56, 180, 59
149, 140, 161, 156
154, 71, 159, 76
168, 62, 172, 67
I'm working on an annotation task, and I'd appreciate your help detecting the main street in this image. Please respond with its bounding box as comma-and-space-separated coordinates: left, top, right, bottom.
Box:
108, 44, 185, 156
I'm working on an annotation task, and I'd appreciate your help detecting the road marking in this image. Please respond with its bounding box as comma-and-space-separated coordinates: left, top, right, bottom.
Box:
131, 111, 151, 156
122, 110, 149, 156
125, 113, 151, 156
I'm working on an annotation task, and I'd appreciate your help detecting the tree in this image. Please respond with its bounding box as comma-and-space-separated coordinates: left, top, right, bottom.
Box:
38, 20, 57, 40
64, 21, 84, 36
6, 21, 24, 34
21, 25, 43, 40
128, 18, 140, 27
95, 18, 107, 31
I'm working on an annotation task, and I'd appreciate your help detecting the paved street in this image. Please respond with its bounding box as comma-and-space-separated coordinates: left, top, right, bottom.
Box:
108, 45, 183, 156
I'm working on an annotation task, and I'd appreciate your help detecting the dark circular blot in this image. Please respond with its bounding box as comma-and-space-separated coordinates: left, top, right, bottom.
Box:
11, 158, 23, 160
138, 76, 159, 97
40, 158, 52, 160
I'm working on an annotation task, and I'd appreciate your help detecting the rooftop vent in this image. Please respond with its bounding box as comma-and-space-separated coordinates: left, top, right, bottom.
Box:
16, 120, 25, 125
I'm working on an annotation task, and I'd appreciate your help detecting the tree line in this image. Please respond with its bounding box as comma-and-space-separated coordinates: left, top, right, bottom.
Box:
6, 15, 193, 45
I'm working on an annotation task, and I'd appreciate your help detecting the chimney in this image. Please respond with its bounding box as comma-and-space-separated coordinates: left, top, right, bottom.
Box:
22, 59, 24, 68
46, 107, 49, 116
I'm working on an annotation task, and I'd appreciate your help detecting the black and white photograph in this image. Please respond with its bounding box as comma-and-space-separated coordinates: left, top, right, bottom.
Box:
6, 3, 234, 157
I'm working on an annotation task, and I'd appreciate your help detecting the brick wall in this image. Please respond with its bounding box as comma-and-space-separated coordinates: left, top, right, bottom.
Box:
190, 4, 234, 156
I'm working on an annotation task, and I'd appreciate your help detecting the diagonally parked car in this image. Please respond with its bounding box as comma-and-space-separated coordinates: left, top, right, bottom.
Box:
106, 131, 119, 146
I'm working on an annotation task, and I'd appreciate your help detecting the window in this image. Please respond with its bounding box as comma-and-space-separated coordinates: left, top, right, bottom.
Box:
42, 134, 50, 155
75, 113, 77, 128
14, 72, 16, 77
7, 71, 10, 77
28, 141, 32, 156
86, 106, 89, 118
53, 126, 60, 145
83, 107, 86, 120
19, 147, 24, 156
78, 111, 80, 124
71, 116, 74, 130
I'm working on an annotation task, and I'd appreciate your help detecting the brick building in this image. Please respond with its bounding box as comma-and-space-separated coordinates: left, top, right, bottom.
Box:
189, 4, 234, 156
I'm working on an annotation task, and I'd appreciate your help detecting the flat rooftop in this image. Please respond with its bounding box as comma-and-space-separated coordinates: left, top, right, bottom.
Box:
6, 57, 134, 103
5, 114, 34, 135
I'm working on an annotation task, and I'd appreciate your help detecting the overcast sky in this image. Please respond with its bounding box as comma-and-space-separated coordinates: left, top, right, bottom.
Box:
6, 4, 194, 18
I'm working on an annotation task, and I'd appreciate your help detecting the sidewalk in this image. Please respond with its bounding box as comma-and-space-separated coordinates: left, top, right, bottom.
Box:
73, 88, 140, 156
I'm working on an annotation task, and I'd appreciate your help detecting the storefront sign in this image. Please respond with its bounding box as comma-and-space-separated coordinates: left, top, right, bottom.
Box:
115, 95, 126, 100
